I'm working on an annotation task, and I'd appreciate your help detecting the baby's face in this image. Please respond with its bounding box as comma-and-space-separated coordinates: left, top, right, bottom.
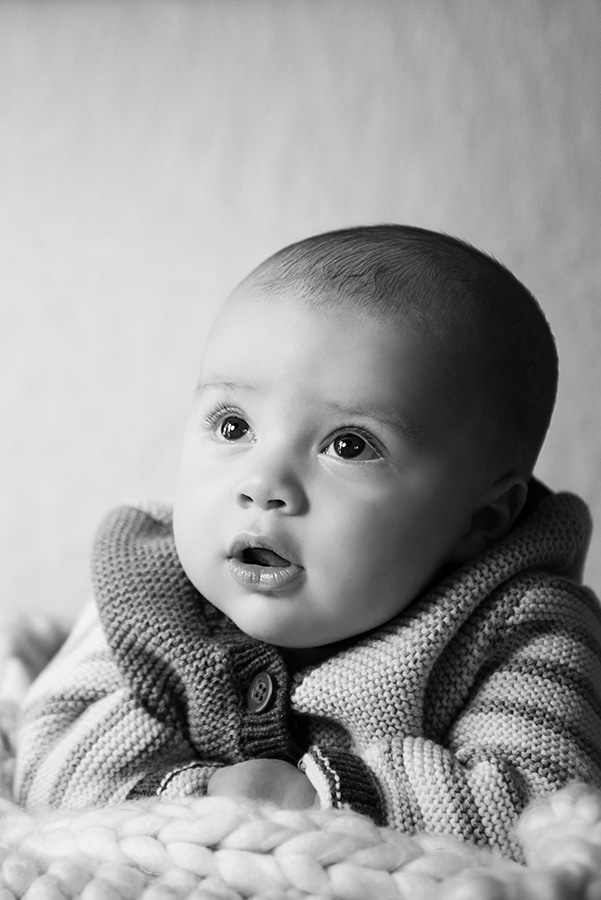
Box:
173, 290, 489, 651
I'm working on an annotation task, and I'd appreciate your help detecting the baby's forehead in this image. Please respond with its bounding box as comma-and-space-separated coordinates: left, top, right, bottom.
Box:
213, 283, 477, 399
225, 279, 473, 364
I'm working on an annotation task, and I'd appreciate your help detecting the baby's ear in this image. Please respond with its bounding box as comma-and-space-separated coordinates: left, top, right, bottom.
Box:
450, 475, 528, 565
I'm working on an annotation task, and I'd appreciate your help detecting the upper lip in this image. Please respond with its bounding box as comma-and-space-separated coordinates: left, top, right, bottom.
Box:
228, 532, 299, 567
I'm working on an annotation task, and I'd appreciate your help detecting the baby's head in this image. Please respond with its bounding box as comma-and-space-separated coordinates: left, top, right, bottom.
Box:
173, 225, 558, 656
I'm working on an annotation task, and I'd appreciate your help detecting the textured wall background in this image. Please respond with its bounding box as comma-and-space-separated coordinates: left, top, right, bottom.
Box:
1, 0, 600, 619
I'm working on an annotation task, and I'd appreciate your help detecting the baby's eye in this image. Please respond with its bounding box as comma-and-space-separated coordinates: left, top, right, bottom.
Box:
219, 415, 251, 442
322, 432, 381, 461
201, 403, 255, 445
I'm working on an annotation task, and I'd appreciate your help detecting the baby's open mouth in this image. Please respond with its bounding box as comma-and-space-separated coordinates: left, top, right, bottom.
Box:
240, 547, 291, 567
228, 535, 302, 591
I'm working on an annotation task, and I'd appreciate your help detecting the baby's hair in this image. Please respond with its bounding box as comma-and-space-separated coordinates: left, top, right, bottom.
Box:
238, 225, 559, 477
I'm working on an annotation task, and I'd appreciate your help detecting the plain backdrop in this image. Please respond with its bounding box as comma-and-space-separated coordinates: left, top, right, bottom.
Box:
1, 0, 600, 620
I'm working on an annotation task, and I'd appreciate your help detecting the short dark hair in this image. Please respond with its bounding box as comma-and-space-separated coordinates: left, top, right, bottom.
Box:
239, 224, 558, 476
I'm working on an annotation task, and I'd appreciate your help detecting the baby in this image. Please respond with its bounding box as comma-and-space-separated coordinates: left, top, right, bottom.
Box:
15, 225, 601, 859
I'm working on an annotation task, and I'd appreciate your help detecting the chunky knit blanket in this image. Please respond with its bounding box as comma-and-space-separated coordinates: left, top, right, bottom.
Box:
3, 616, 601, 900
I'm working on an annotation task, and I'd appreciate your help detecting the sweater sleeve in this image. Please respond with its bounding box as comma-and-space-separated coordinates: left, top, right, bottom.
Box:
300, 577, 601, 859
14, 602, 222, 810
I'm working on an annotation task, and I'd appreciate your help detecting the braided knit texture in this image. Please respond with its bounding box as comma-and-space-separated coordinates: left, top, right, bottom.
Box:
2, 776, 601, 898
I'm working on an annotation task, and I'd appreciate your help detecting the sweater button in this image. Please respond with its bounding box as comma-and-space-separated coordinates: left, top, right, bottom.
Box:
247, 672, 274, 712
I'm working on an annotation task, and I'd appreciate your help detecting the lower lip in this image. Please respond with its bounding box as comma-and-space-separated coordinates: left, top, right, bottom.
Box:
227, 558, 304, 592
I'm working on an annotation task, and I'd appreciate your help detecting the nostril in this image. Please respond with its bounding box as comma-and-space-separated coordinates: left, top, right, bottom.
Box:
236, 490, 286, 510
235, 474, 306, 514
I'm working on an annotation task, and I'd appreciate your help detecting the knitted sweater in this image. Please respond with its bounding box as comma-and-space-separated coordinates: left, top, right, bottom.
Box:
15, 485, 601, 859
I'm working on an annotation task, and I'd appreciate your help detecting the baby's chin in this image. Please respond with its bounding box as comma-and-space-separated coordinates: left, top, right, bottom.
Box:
221, 612, 347, 659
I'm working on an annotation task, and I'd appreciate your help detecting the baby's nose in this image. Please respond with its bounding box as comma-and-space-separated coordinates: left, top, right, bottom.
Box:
234, 458, 307, 515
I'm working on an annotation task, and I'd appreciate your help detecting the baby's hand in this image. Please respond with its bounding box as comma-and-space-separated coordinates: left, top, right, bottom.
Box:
207, 759, 317, 809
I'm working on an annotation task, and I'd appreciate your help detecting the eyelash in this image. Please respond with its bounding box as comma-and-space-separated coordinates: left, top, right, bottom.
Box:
202, 403, 247, 431
201, 404, 384, 459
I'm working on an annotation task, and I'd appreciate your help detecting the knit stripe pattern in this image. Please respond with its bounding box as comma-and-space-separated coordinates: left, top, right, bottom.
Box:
14, 488, 601, 860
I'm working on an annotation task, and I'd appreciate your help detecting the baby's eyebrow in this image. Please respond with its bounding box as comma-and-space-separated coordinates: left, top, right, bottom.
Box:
195, 378, 255, 396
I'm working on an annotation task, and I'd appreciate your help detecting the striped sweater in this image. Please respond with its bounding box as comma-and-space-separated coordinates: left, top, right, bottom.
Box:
14, 484, 601, 859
